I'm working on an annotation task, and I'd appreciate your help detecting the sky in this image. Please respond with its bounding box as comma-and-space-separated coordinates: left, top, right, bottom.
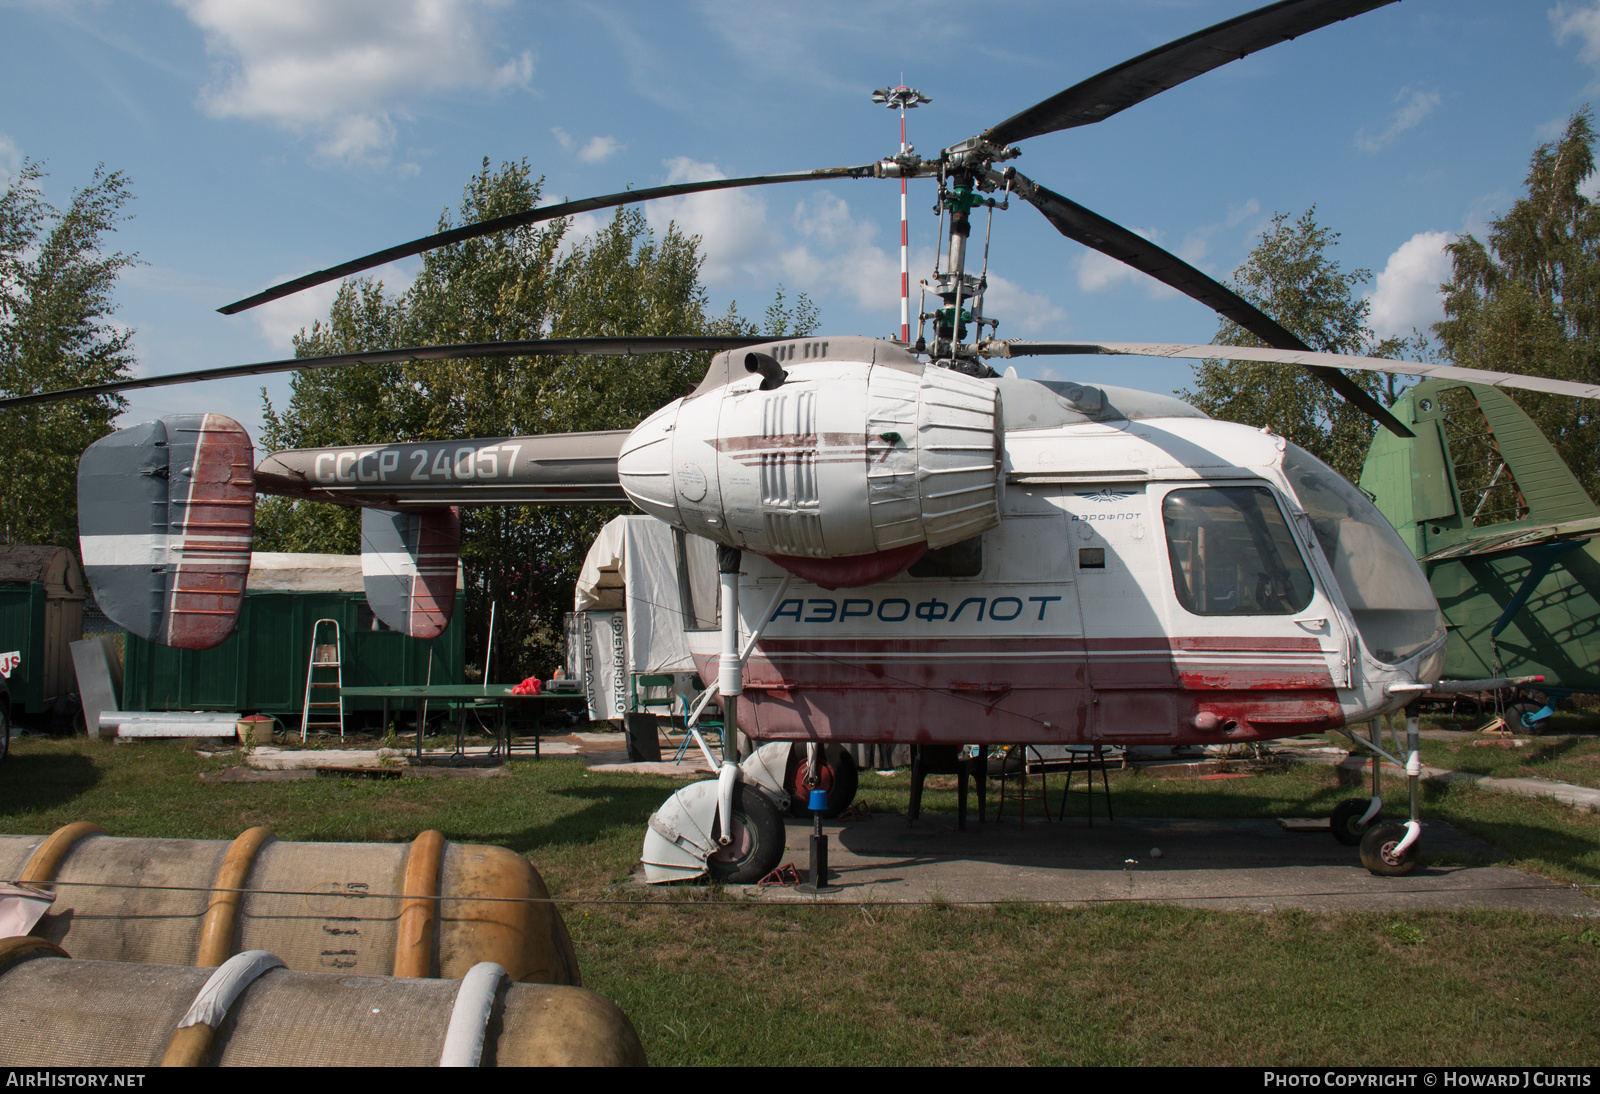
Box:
4, 0, 1600, 444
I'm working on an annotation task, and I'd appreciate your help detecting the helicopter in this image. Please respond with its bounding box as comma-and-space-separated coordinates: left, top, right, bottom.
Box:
15, 0, 1600, 882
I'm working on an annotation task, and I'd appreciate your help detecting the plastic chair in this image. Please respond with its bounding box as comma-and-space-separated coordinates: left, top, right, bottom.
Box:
630, 674, 678, 728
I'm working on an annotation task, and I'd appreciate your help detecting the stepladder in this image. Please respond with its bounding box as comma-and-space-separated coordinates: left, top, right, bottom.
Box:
300, 618, 345, 741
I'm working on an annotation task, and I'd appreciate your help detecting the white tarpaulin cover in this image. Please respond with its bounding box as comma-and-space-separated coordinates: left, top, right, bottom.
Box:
572, 516, 697, 677
574, 521, 627, 612
622, 518, 696, 675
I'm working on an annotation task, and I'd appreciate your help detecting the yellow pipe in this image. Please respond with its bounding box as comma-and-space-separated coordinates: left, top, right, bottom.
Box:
160, 1024, 215, 1068
0, 936, 69, 974
18, 821, 104, 890
394, 829, 445, 978
196, 827, 274, 968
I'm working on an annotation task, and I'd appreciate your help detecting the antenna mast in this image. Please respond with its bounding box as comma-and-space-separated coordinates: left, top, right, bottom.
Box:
871, 84, 930, 343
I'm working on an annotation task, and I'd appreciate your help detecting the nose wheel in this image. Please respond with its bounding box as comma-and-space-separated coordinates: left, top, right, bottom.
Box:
1359, 822, 1420, 877
705, 785, 785, 883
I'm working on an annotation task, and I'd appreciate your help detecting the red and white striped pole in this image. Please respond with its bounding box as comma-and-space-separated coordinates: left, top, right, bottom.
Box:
899, 105, 909, 343
872, 85, 930, 344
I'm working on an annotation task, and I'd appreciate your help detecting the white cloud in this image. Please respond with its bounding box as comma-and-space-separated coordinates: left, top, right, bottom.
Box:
1355, 86, 1440, 153
1554, 2, 1600, 71
1076, 228, 1165, 294
776, 192, 902, 314
1366, 231, 1452, 339
579, 136, 623, 164
245, 261, 417, 349
0, 134, 21, 181
554, 128, 624, 164
645, 157, 781, 284
984, 274, 1067, 336
1225, 198, 1261, 229
177, 0, 532, 167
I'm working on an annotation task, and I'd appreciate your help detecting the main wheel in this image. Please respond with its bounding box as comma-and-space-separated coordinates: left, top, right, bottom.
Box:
1359, 821, 1420, 877
1330, 798, 1379, 846
706, 785, 785, 884
785, 745, 860, 818
1505, 701, 1550, 735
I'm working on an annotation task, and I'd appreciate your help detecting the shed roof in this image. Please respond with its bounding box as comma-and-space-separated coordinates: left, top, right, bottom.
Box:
247, 553, 366, 593
0, 545, 85, 596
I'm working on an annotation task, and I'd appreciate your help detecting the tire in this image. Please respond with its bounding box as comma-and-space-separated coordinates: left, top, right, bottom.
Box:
706, 784, 785, 883
1359, 821, 1420, 877
1505, 701, 1550, 735
784, 745, 859, 819
0, 703, 9, 764
1330, 798, 1379, 846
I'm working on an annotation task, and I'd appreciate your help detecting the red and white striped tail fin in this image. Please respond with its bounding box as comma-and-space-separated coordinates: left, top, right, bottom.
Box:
77, 414, 256, 650
359, 506, 460, 639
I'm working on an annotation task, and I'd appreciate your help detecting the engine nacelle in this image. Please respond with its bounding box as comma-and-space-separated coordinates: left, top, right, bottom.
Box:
617, 350, 1003, 581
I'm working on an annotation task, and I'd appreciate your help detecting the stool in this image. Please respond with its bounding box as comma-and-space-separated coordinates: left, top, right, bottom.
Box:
1057, 744, 1116, 825
993, 745, 1052, 828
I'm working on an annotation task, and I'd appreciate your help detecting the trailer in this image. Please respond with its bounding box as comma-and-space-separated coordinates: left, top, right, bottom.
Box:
121, 553, 464, 721
0, 546, 87, 717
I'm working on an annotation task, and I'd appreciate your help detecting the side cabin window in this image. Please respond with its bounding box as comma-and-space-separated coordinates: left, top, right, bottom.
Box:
1162, 486, 1314, 616
908, 536, 983, 578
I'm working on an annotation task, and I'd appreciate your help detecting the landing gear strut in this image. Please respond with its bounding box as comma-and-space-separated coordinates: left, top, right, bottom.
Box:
1337, 693, 1426, 877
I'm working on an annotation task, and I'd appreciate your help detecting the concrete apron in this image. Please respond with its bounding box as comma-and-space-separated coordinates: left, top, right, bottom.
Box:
717, 814, 1599, 916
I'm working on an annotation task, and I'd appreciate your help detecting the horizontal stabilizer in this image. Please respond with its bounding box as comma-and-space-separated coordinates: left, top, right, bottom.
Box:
361, 507, 460, 639
77, 414, 255, 649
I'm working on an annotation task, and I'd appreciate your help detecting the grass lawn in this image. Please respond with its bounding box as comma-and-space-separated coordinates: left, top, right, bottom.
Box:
1415, 734, 1600, 792
2, 735, 1597, 1066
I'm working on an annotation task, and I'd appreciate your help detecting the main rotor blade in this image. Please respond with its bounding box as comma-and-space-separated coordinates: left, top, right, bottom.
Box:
0, 336, 768, 410
1001, 168, 1413, 438
219, 164, 879, 315
990, 341, 1600, 404
983, 0, 1397, 147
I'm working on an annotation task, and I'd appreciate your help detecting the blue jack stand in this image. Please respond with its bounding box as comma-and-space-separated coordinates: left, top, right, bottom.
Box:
797, 788, 842, 894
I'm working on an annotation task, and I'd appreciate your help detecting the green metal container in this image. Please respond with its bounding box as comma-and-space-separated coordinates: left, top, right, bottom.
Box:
0, 547, 87, 716
121, 555, 464, 718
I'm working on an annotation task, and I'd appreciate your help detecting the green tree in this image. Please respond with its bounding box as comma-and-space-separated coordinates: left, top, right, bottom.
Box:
1180, 208, 1414, 481
0, 163, 137, 547
1435, 108, 1600, 500
258, 159, 814, 678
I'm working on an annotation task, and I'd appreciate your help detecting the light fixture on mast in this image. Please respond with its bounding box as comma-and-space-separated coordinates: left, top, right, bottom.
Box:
871, 84, 930, 343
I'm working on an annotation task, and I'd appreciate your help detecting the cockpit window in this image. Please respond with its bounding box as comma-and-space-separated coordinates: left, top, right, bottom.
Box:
1282, 443, 1445, 664
1162, 486, 1314, 615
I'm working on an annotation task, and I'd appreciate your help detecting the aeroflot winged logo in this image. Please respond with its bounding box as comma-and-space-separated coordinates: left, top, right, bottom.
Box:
1078, 488, 1135, 503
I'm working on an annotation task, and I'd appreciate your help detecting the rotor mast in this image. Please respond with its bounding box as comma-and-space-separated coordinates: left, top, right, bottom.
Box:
929, 141, 1016, 374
